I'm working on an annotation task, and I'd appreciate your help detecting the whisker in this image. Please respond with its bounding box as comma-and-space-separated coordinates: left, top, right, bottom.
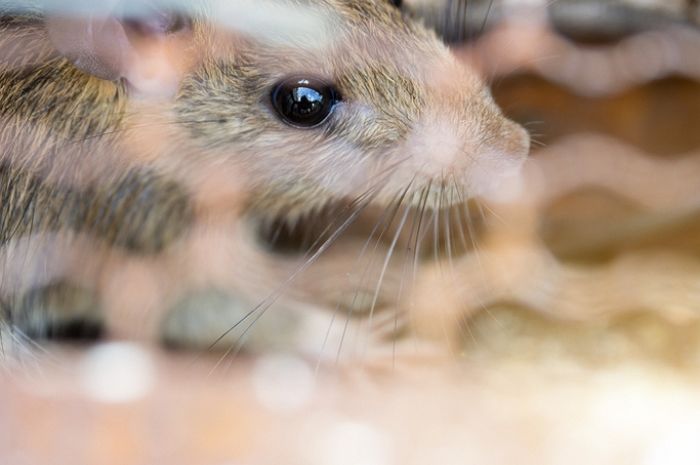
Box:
292, 156, 413, 257
457, 185, 503, 342
203, 177, 396, 372
433, 178, 442, 270
206, 157, 414, 371
320, 188, 404, 367
412, 182, 432, 279
364, 181, 414, 361
433, 175, 456, 347
394, 185, 431, 365
444, 184, 455, 273
480, 201, 512, 233
314, 311, 338, 376
335, 181, 415, 363
209, 188, 379, 373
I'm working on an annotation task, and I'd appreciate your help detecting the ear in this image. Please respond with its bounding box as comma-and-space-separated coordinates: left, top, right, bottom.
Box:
46, 1, 193, 98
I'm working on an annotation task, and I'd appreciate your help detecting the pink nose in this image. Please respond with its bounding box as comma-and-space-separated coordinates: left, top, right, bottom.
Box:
494, 118, 531, 162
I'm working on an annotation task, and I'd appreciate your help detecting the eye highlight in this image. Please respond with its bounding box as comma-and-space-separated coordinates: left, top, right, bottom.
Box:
270, 77, 341, 128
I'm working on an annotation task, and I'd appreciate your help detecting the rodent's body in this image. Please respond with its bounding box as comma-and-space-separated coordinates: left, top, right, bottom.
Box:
0, 0, 528, 354
0, 12, 193, 252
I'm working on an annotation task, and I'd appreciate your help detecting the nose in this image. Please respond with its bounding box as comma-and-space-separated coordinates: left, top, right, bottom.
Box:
496, 118, 531, 162
425, 60, 530, 161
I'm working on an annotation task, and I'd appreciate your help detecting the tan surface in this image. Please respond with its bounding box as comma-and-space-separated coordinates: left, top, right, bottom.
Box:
4, 347, 700, 465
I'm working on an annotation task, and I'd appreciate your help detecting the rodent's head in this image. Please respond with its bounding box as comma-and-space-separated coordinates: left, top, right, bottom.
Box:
48, 0, 529, 218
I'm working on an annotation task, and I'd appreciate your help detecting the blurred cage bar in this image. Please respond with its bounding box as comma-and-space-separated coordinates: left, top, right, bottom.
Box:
3, 1, 700, 464
408, 0, 700, 361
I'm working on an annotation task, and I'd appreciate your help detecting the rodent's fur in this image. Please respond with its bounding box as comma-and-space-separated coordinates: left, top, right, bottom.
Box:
0, 0, 529, 350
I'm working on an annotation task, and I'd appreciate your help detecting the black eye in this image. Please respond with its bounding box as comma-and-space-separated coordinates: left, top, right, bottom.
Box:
271, 77, 340, 128
389, 0, 402, 7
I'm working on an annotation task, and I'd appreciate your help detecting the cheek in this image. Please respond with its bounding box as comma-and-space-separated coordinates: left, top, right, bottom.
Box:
316, 155, 374, 199
226, 130, 370, 200
328, 102, 411, 148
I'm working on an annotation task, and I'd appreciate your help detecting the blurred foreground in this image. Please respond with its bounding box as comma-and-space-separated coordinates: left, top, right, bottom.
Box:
4, 344, 700, 465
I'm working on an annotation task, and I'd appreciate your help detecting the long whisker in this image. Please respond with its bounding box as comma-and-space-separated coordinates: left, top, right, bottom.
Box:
393, 184, 430, 365
444, 183, 455, 273
447, 182, 479, 346
456, 184, 500, 343
335, 180, 415, 363
200, 155, 410, 370
208, 187, 380, 373
364, 181, 414, 361
479, 201, 508, 228
412, 182, 432, 279
433, 178, 442, 270
316, 187, 404, 369
206, 157, 414, 370
433, 175, 456, 347
289, 156, 412, 259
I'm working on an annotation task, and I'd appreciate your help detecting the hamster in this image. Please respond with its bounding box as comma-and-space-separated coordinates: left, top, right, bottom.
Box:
0, 0, 528, 356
